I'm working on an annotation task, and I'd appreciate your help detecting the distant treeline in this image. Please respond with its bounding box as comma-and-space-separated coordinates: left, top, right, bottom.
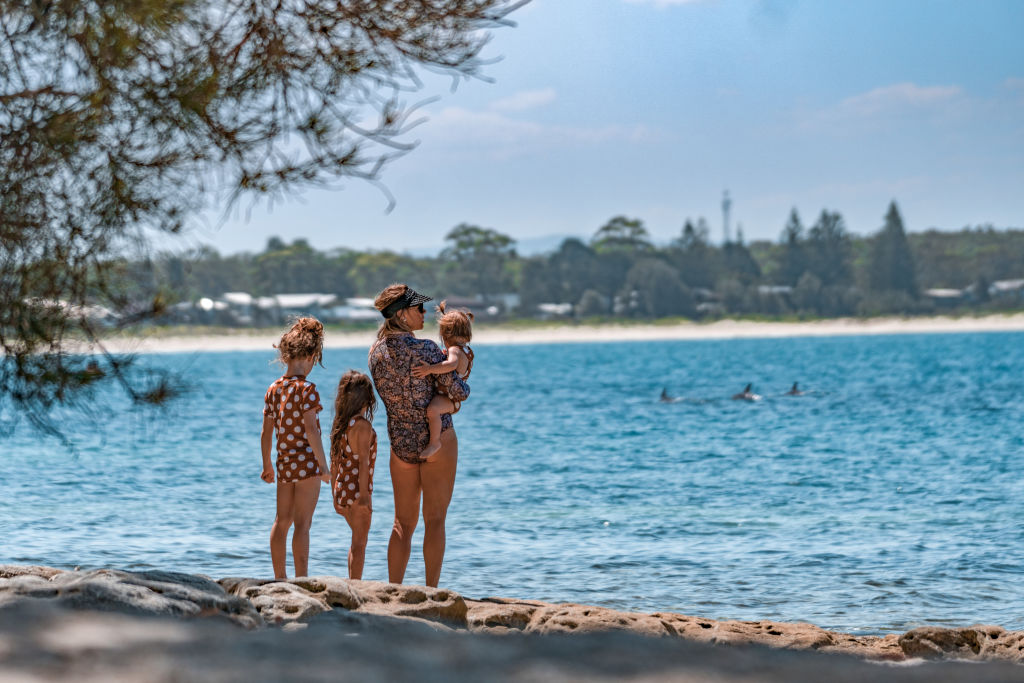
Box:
128, 202, 1024, 320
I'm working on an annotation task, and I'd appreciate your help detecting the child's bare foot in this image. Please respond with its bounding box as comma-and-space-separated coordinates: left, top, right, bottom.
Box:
420, 440, 441, 461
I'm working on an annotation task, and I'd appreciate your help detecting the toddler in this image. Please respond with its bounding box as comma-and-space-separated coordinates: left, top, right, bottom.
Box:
328, 370, 377, 579
411, 301, 474, 460
260, 317, 330, 579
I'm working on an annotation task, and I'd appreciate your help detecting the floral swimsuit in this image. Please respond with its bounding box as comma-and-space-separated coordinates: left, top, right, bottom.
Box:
368, 333, 470, 464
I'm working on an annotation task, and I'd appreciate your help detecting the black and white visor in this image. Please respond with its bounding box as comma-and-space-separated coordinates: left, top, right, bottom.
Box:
380, 289, 432, 318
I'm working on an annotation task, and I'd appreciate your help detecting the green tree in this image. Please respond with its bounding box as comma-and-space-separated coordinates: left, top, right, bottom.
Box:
778, 208, 807, 286
670, 218, 717, 289
591, 216, 652, 253
439, 224, 517, 299
621, 259, 695, 318
806, 210, 853, 287
1, 0, 523, 424
868, 201, 918, 297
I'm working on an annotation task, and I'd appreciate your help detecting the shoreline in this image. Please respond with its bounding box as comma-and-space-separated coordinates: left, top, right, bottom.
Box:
87, 313, 1024, 354
2, 563, 1023, 673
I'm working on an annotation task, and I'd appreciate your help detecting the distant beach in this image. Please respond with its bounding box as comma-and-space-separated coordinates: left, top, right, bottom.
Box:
89, 313, 1024, 354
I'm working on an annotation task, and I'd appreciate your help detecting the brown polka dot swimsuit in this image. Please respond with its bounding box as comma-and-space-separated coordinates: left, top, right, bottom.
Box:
263, 375, 323, 483
331, 417, 377, 512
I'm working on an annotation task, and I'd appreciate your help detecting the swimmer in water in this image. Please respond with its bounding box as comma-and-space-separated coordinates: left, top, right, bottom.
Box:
660, 387, 675, 403
785, 382, 803, 396
731, 383, 762, 401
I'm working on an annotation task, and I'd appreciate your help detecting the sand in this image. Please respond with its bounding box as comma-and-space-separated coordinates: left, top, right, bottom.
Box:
87, 313, 1024, 354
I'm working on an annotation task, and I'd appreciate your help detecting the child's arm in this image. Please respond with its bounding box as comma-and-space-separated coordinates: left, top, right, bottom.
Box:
302, 410, 331, 484
348, 421, 374, 508
411, 346, 463, 378
260, 415, 275, 483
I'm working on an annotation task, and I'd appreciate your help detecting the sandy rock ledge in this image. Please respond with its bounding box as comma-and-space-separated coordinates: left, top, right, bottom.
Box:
1, 564, 1022, 681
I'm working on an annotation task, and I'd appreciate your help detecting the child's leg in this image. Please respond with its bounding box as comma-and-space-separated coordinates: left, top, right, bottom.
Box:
345, 505, 372, 580
270, 482, 296, 579
290, 477, 321, 578
420, 394, 455, 460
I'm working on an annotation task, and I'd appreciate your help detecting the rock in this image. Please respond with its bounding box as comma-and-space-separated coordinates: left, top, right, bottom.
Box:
523, 603, 674, 637
228, 581, 328, 626
0, 565, 65, 580
708, 619, 836, 650
466, 597, 546, 633
900, 625, 1024, 663
349, 580, 468, 627
0, 567, 261, 629
1, 598, 1022, 683
289, 576, 362, 610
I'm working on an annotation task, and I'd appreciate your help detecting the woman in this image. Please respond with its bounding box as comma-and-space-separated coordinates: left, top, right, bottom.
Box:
368, 283, 470, 587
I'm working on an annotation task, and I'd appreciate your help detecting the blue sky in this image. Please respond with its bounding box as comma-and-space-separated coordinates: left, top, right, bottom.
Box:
199, 0, 1024, 255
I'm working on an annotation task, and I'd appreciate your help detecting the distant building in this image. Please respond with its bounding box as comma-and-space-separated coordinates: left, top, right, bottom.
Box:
923, 288, 966, 308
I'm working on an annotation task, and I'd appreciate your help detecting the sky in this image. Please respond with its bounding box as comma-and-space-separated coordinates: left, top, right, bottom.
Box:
194, 0, 1024, 256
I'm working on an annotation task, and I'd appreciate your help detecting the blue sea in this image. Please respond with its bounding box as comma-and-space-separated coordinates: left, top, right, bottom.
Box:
3, 331, 1023, 635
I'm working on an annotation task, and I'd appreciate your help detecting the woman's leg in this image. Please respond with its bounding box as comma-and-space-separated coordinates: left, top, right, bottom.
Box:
420, 428, 458, 587
388, 453, 421, 584
345, 505, 372, 580
420, 395, 454, 460
270, 482, 296, 579
290, 477, 322, 578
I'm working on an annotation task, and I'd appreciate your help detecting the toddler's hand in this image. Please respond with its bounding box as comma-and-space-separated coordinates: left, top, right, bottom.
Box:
411, 362, 431, 378
260, 469, 275, 484
320, 472, 331, 484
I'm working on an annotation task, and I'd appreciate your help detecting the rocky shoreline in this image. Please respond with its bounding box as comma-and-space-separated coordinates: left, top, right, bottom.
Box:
2, 564, 1021, 681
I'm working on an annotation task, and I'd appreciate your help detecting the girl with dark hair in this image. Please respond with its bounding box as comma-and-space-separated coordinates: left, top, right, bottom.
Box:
328, 370, 377, 580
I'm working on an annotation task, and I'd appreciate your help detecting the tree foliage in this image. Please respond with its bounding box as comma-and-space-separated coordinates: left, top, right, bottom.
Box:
1, 0, 524, 425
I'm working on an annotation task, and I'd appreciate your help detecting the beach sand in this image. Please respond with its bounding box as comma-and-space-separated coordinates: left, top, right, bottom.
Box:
89, 313, 1024, 354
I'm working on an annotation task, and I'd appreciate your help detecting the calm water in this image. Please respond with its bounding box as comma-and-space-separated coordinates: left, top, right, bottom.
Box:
3, 332, 1023, 635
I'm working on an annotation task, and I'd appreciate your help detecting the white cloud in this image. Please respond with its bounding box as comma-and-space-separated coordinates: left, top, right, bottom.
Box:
489, 88, 557, 113
421, 106, 663, 159
837, 82, 962, 116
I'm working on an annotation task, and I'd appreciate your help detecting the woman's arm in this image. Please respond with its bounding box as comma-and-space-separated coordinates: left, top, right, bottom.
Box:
348, 421, 374, 508
260, 415, 275, 483
411, 347, 462, 378
302, 410, 331, 484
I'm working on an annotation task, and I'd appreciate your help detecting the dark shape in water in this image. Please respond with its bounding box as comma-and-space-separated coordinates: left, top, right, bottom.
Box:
732, 383, 762, 401
786, 382, 804, 396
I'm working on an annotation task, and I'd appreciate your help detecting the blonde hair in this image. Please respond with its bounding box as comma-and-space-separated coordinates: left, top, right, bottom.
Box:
374, 283, 413, 340
436, 300, 474, 346
329, 370, 376, 461
274, 316, 324, 365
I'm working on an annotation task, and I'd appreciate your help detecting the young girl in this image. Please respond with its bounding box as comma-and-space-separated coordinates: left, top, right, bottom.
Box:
260, 317, 331, 579
411, 301, 474, 460
328, 370, 377, 579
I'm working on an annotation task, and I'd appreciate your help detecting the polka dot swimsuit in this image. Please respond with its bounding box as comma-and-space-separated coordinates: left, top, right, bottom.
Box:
263, 375, 322, 483
331, 417, 377, 511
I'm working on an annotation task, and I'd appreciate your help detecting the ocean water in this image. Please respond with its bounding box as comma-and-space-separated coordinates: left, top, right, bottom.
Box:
3, 332, 1023, 635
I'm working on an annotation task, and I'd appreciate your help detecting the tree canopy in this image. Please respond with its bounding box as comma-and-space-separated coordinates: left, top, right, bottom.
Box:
0, 0, 525, 427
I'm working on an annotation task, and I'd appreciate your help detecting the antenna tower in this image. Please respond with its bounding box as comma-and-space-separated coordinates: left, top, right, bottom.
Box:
721, 190, 732, 244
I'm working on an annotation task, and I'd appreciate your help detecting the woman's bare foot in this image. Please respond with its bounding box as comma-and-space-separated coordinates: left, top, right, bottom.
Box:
419, 440, 441, 461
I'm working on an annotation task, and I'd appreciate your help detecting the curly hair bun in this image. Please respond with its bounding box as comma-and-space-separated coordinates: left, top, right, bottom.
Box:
275, 316, 325, 365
